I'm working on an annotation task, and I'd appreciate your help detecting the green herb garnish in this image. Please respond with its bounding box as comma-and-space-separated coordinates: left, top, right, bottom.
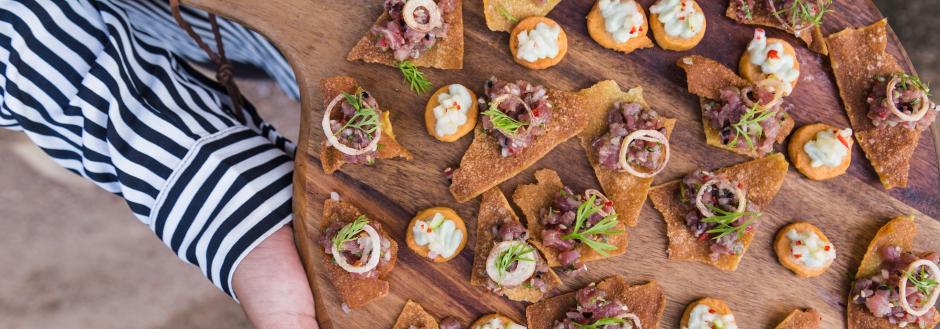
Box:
561, 195, 623, 256
896, 73, 931, 96
702, 205, 760, 241
337, 89, 381, 139
397, 60, 432, 94
774, 0, 831, 30
496, 242, 535, 279
496, 6, 518, 24
331, 215, 369, 250
906, 266, 938, 298
482, 101, 528, 135
727, 103, 776, 151
741, 0, 753, 20
572, 317, 631, 329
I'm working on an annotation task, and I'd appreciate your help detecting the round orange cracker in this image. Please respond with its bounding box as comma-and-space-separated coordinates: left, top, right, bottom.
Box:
469, 314, 521, 328
406, 207, 468, 262
680, 297, 734, 328
585, 1, 653, 54
424, 85, 478, 142
774, 221, 835, 278
739, 37, 800, 94
649, 0, 706, 51
788, 123, 853, 181
510, 16, 567, 70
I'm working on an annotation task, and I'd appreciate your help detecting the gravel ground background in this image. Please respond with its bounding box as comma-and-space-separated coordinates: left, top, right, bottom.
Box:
0, 2, 935, 328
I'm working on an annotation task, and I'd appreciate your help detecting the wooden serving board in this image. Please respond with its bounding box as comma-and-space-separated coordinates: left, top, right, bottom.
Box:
185, 0, 940, 328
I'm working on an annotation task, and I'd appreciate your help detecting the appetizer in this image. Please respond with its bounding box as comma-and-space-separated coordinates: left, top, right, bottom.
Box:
449, 77, 587, 202
471, 314, 526, 329
774, 221, 836, 277
788, 123, 853, 180
586, 0, 654, 54
510, 17, 568, 70
470, 188, 561, 302
827, 19, 938, 189
348, 0, 464, 69
318, 197, 398, 308
319, 76, 412, 174
726, 0, 830, 55
578, 80, 675, 227
678, 55, 795, 158
649, 0, 707, 51
649, 153, 789, 271
483, 0, 562, 33
513, 169, 627, 269
740, 28, 800, 95
848, 216, 940, 328
681, 298, 739, 329
425, 84, 478, 142
406, 207, 468, 262
774, 309, 822, 329
525, 276, 666, 329
393, 300, 463, 329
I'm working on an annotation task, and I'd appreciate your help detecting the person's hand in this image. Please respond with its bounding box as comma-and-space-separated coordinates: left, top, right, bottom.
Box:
233, 225, 319, 328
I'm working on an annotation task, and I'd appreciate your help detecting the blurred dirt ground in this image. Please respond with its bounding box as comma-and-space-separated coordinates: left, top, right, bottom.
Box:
0, 1, 935, 328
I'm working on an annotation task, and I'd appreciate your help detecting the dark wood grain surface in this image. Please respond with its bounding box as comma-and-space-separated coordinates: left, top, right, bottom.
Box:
184, 0, 940, 328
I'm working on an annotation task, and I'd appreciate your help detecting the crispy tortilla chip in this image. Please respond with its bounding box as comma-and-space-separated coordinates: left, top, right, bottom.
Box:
319, 76, 413, 174
347, 1, 464, 69
677, 55, 795, 158
470, 188, 562, 302
827, 19, 920, 189
725, 1, 827, 55
319, 199, 399, 308
483, 0, 562, 32
775, 309, 821, 329
848, 216, 940, 329
525, 276, 666, 329
450, 87, 587, 202
512, 169, 628, 266
577, 80, 676, 227
648, 153, 789, 271
392, 300, 440, 329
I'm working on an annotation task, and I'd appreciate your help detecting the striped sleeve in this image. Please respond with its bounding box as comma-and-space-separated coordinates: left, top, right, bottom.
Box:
0, 0, 295, 300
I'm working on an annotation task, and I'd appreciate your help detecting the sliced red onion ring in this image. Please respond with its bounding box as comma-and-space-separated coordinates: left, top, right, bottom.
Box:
766, 0, 815, 35
886, 76, 930, 122
898, 259, 940, 317
584, 189, 610, 205
485, 241, 536, 286
322, 94, 382, 156
403, 0, 443, 33
623, 313, 642, 329
756, 78, 786, 108
331, 224, 382, 273
694, 178, 747, 218
487, 94, 532, 134
618, 129, 670, 178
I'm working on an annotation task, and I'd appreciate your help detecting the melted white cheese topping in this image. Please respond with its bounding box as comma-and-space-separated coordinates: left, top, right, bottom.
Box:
599, 0, 645, 44
516, 22, 562, 62
650, 0, 705, 40
685, 304, 737, 329
412, 211, 464, 259
432, 84, 474, 137
803, 128, 852, 168
746, 29, 800, 94
786, 229, 836, 269
475, 318, 526, 329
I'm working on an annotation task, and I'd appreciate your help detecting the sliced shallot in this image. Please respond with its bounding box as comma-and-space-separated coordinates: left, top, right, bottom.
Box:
695, 178, 747, 218
886, 75, 930, 122
898, 259, 940, 317
756, 78, 786, 109
322, 94, 382, 156
623, 313, 643, 329
331, 224, 382, 274
618, 129, 670, 178
403, 0, 443, 33
485, 241, 536, 287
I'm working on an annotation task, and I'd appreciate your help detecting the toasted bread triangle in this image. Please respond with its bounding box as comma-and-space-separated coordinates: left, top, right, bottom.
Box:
774, 309, 821, 329
470, 188, 562, 303
347, 1, 464, 69
827, 19, 921, 189
648, 153, 789, 271
318, 76, 412, 174
392, 300, 440, 329
525, 276, 666, 329
725, 1, 827, 55
576, 80, 676, 227
483, 0, 562, 32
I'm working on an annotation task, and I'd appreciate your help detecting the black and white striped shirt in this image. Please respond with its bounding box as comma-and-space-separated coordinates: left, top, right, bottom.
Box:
0, 0, 301, 300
